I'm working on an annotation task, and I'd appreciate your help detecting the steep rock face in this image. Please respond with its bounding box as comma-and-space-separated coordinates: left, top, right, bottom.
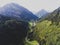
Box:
0, 3, 38, 21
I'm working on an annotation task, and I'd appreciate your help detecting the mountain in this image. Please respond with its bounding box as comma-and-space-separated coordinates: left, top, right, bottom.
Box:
45, 7, 60, 20
33, 7, 60, 45
0, 3, 38, 21
36, 9, 48, 18
39, 7, 60, 25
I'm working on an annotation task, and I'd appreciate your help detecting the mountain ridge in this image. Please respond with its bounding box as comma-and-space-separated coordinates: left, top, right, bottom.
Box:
0, 3, 38, 21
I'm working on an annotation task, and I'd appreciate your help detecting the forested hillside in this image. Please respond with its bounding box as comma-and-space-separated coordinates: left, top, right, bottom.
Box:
29, 7, 60, 45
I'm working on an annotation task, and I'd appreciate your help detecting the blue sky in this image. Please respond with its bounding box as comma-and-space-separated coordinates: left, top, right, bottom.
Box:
0, 0, 60, 13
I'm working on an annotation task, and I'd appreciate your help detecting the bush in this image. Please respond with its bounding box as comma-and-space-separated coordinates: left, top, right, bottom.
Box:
25, 40, 39, 45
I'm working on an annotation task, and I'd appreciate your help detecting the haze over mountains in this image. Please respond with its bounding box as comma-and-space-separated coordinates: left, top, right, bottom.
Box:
0, 3, 38, 22
36, 9, 49, 18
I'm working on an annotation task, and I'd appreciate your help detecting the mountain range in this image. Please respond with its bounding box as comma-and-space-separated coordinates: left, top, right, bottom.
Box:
0, 3, 38, 22
36, 7, 60, 24
0, 3, 60, 23
38, 7, 60, 25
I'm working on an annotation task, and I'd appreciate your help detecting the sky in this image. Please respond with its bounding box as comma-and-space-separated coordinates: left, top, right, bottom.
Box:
0, 0, 60, 13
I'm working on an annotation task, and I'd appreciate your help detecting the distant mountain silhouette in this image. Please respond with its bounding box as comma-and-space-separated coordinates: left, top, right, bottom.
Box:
0, 3, 38, 21
36, 9, 48, 18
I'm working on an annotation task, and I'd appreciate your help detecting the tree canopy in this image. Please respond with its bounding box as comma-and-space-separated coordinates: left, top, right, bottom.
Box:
0, 20, 29, 45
